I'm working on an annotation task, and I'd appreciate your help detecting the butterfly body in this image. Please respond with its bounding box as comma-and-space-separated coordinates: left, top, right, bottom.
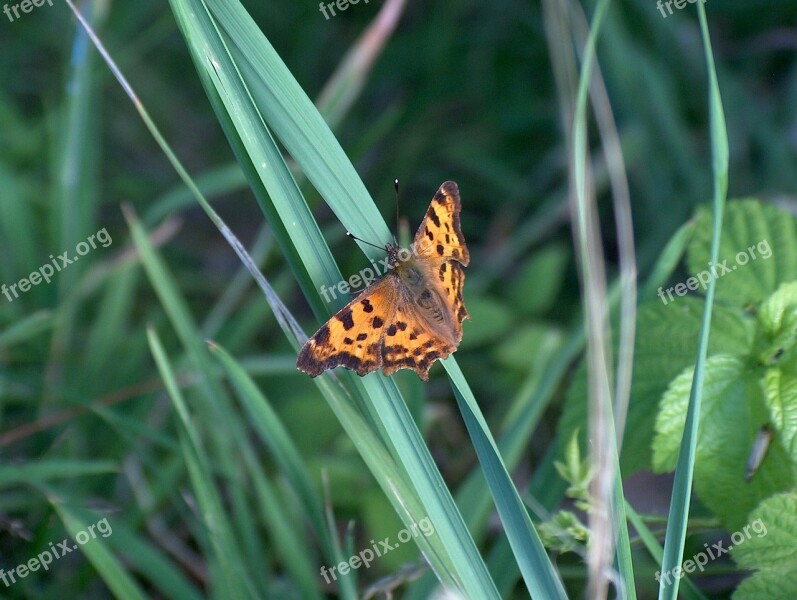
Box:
297, 181, 469, 381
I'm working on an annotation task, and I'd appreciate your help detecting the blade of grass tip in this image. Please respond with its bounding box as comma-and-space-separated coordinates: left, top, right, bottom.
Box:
50, 503, 149, 600
658, 2, 728, 599
625, 503, 709, 600
443, 359, 568, 600
146, 327, 255, 600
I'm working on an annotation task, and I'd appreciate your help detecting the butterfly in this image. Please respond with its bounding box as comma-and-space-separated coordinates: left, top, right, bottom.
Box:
297, 181, 470, 381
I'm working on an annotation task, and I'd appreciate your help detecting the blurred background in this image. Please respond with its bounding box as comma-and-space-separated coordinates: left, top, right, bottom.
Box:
1, 0, 797, 598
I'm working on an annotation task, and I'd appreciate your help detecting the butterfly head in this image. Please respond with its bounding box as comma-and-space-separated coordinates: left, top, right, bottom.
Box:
385, 243, 413, 269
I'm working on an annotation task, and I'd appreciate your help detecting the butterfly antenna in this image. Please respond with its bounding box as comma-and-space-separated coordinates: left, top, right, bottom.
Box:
393, 178, 400, 246
346, 231, 387, 251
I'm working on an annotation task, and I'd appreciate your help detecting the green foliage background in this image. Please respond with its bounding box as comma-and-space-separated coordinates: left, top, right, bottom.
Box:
1, 0, 797, 598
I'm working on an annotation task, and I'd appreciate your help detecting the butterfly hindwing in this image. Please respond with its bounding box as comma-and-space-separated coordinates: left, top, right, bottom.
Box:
297, 277, 398, 377
380, 304, 456, 381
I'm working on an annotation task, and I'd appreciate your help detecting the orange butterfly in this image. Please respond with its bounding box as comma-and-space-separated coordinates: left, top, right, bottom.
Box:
297, 181, 470, 381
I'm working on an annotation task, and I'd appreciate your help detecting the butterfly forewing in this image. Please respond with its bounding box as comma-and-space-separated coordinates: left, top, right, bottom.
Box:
412, 181, 470, 266
296, 277, 399, 377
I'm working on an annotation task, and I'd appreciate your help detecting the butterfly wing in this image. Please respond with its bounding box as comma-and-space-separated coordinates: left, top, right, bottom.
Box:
411, 180, 470, 266
410, 181, 470, 345
378, 181, 471, 379
297, 276, 399, 378
380, 301, 457, 381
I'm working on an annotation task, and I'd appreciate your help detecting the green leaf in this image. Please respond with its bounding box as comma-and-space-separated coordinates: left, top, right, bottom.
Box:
686, 200, 797, 308
732, 492, 797, 600
652, 355, 795, 529
761, 368, 797, 463
559, 297, 755, 474
755, 281, 797, 366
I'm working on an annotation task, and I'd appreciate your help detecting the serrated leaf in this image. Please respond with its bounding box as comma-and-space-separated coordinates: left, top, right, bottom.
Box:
756, 281, 797, 366
687, 200, 797, 308
732, 492, 797, 600
734, 567, 797, 600
761, 368, 797, 462
652, 355, 794, 529
558, 298, 755, 474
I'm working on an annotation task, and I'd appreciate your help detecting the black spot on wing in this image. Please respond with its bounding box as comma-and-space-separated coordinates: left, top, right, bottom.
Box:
336, 308, 354, 330
361, 299, 374, 313
372, 316, 384, 328
428, 209, 441, 227
356, 333, 368, 341
314, 325, 330, 345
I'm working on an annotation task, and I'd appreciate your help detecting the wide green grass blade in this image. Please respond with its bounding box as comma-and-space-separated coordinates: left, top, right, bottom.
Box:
444, 358, 568, 599
658, 2, 729, 599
